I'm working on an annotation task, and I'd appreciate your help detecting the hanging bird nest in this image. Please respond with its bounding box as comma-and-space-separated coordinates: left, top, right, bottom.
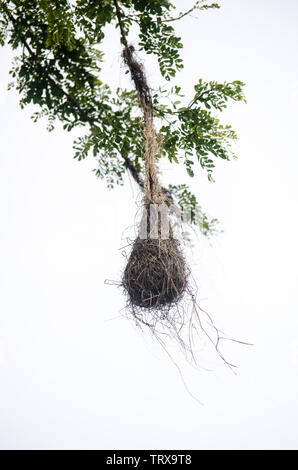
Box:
120, 44, 189, 319
123, 235, 187, 311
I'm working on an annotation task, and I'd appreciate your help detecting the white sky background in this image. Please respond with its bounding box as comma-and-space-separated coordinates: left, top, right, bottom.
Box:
0, 0, 298, 450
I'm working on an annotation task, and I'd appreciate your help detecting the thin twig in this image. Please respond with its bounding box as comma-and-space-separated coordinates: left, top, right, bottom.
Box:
164, 1, 203, 23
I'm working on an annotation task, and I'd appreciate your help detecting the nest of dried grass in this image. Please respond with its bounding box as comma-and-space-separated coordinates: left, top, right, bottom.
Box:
122, 233, 187, 311
120, 43, 189, 315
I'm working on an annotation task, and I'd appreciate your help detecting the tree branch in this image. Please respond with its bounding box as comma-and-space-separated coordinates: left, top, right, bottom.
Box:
164, 2, 202, 22
164, 1, 219, 23
112, 0, 129, 50
122, 155, 144, 188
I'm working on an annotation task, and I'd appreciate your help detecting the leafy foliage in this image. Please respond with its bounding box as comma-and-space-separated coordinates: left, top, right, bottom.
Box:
169, 184, 220, 237
0, 0, 245, 237
155, 79, 245, 183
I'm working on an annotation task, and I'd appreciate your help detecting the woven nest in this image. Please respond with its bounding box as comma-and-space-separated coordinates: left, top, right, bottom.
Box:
122, 235, 187, 310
